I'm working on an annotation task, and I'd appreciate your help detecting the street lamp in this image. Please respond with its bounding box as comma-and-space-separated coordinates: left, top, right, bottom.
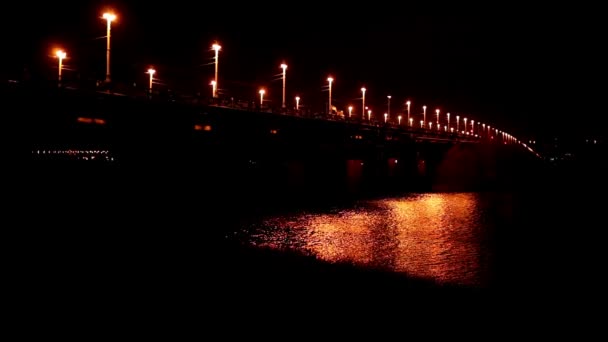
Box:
147, 68, 155, 92
348, 106, 353, 117
398, 115, 402, 125
210, 80, 217, 98
423, 105, 427, 127
387, 95, 391, 118
295, 96, 300, 110
464, 117, 468, 134
406, 101, 411, 126
456, 115, 460, 132
409, 117, 413, 127
420, 120, 424, 128
471, 120, 475, 134
384, 113, 388, 123
361, 87, 366, 118
55, 49, 66, 87
212, 43, 221, 98
280, 63, 287, 108
447, 113, 450, 130
327, 77, 333, 114
435, 109, 440, 127
367, 109, 371, 121
259, 89, 265, 106
102, 12, 116, 83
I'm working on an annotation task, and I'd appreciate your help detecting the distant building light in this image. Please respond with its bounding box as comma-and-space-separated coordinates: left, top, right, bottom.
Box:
270, 129, 278, 134
77, 117, 94, 124
194, 124, 212, 131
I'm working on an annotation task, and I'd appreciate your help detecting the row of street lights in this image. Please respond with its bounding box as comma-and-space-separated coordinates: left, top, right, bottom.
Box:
49, 11, 527, 148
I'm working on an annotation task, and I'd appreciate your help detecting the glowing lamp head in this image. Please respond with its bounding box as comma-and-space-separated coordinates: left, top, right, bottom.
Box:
387, 95, 391, 99
55, 50, 66, 59
259, 89, 265, 95
210, 80, 216, 86
147, 68, 156, 75
280, 63, 287, 70
398, 115, 402, 119
103, 13, 116, 21
212, 43, 221, 52
423, 105, 427, 110
406, 101, 411, 105
436, 109, 440, 114
295, 96, 300, 101
327, 77, 333, 83
361, 87, 366, 92
348, 106, 353, 110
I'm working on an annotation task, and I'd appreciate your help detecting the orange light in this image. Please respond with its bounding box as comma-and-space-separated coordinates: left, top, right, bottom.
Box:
77, 117, 93, 124
103, 13, 116, 21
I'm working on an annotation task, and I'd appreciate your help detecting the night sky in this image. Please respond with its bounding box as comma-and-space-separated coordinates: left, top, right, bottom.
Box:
8, 2, 606, 141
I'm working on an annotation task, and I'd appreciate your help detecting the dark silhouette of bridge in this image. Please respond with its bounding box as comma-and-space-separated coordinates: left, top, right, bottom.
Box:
20, 81, 542, 202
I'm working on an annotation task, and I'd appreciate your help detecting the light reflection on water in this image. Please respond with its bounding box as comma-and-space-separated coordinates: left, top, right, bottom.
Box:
238, 193, 491, 287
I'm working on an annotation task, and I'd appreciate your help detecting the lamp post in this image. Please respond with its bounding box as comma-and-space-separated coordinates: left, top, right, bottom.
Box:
398, 115, 402, 125
212, 43, 221, 98
447, 113, 450, 131
423, 105, 427, 127
409, 117, 413, 127
327, 77, 333, 114
147, 68, 155, 92
387, 95, 391, 118
259, 89, 265, 106
102, 12, 116, 83
367, 109, 371, 121
361, 87, 366, 118
295, 96, 300, 110
435, 109, 440, 127
384, 113, 388, 123
456, 115, 460, 132
55, 50, 66, 87
348, 106, 353, 117
464, 118, 468, 133
280, 63, 287, 108
406, 101, 411, 126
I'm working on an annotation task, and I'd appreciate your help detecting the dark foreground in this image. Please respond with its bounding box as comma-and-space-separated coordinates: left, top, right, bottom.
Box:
22, 163, 608, 335
29, 155, 607, 294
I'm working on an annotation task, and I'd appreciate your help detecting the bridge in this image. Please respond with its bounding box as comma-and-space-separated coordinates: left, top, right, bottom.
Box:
21, 82, 540, 202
